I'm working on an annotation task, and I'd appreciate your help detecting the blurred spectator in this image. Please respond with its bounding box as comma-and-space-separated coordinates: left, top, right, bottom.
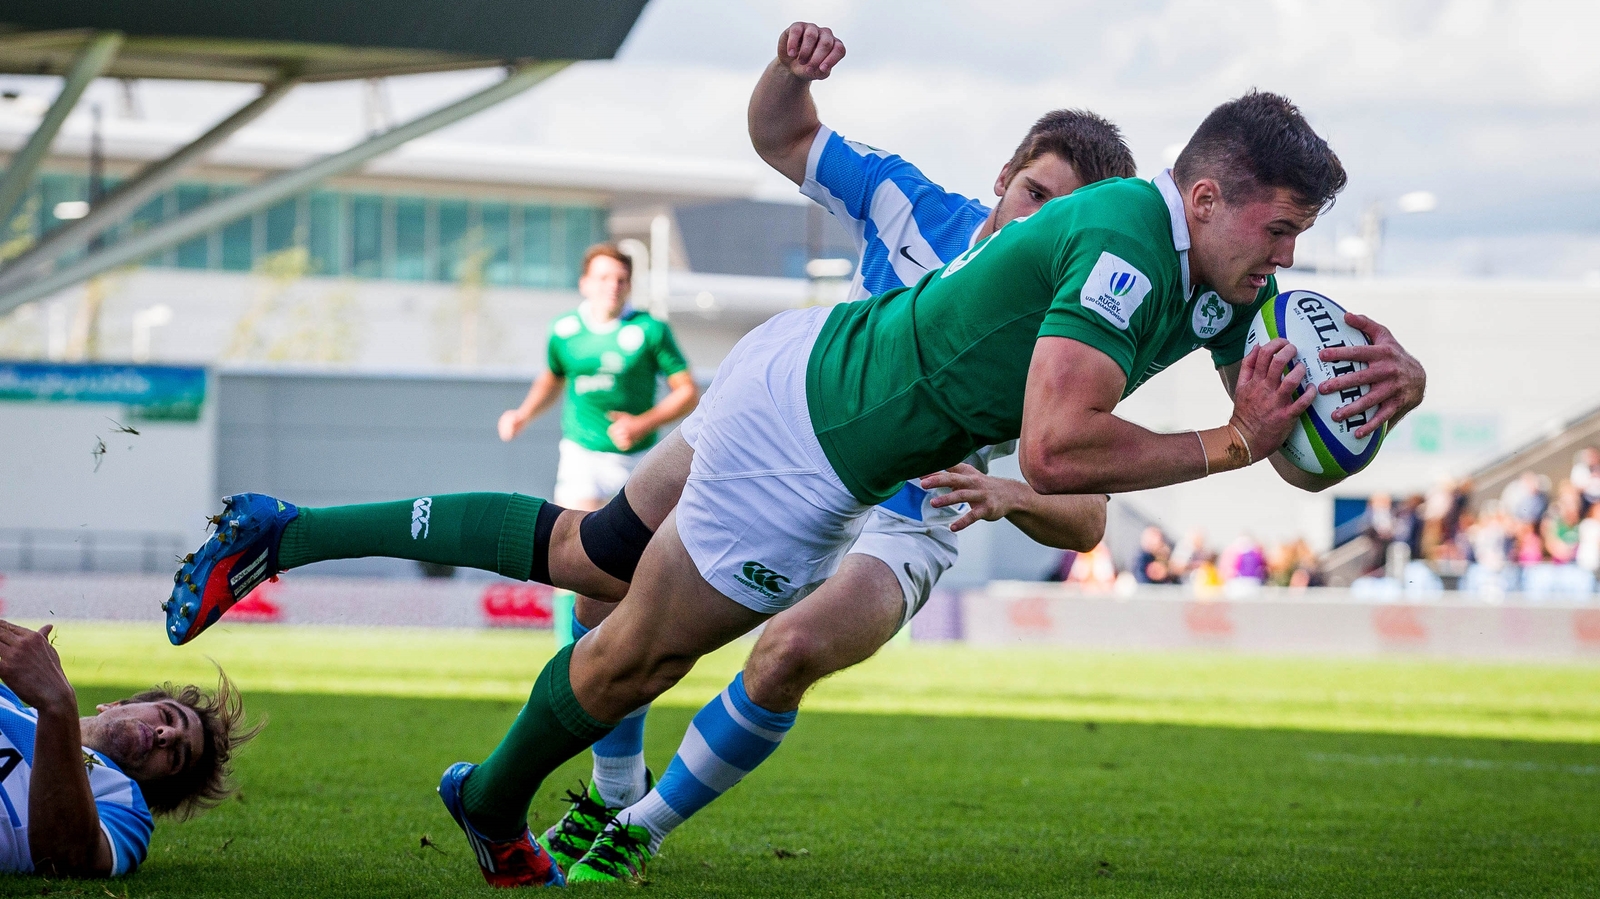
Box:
1512, 521, 1545, 566
1578, 502, 1600, 575
1393, 494, 1424, 567
1188, 550, 1223, 594
1421, 478, 1471, 561
1133, 526, 1176, 584
1051, 549, 1078, 582
1502, 471, 1551, 528
1064, 542, 1117, 591
1541, 481, 1583, 563
1468, 500, 1511, 575
1572, 447, 1600, 518
1273, 538, 1322, 589
1169, 528, 1209, 582
1220, 534, 1267, 584
1362, 492, 1395, 575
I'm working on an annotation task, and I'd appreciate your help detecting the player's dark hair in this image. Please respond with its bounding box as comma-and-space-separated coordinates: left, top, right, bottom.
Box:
1172, 90, 1347, 212
1004, 109, 1137, 187
125, 668, 264, 819
581, 243, 633, 279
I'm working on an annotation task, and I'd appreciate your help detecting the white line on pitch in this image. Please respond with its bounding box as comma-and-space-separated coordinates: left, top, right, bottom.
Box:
1306, 752, 1600, 776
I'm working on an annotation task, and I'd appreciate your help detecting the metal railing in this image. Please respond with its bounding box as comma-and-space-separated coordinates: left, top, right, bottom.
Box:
0, 528, 188, 574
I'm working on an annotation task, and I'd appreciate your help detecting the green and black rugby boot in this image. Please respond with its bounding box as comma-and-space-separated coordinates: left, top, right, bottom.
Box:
539, 771, 656, 872
567, 820, 655, 884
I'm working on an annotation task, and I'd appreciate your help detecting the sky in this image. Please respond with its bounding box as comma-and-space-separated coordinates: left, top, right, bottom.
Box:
5, 0, 1598, 279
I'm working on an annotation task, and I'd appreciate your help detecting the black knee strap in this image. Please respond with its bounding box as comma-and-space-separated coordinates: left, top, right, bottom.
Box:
529, 498, 565, 585
579, 487, 654, 582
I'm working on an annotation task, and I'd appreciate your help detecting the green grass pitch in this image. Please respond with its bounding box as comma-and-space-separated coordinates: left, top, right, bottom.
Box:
1, 621, 1597, 897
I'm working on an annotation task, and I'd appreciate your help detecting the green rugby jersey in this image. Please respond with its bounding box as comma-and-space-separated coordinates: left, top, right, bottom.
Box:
548, 307, 689, 454
805, 174, 1274, 504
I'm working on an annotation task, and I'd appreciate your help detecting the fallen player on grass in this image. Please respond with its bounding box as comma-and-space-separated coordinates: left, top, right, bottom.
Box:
0, 619, 259, 877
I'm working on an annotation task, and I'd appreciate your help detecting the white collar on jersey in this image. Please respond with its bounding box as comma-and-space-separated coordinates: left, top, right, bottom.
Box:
1153, 168, 1194, 300
577, 300, 632, 334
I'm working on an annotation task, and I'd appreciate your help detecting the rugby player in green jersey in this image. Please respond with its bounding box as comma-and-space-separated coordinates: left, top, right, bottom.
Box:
168, 91, 1424, 885
498, 242, 699, 510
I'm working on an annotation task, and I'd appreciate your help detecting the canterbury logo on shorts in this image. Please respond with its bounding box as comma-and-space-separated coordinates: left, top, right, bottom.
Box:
412, 497, 432, 540
735, 561, 790, 599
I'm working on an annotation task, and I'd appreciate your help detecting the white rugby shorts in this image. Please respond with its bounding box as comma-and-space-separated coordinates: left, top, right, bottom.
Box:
676, 306, 874, 614
553, 439, 643, 508
848, 506, 960, 629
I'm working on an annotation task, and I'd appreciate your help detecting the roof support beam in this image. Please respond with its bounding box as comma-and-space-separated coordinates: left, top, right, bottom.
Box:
0, 31, 122, 227
0, 74, 298, 294
0, 59, 569, 316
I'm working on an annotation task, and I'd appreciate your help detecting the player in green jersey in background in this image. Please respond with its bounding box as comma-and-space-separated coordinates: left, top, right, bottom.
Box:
498, 242, 699, 640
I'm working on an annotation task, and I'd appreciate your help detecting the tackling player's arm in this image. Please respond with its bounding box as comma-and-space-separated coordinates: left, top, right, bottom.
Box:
921, 465, 1107, 551
1019, 336, 1314, 495
0, 623, 114, 877
498, 370, 565, 443
748, 22, 845, 185
605, 371, 699, 453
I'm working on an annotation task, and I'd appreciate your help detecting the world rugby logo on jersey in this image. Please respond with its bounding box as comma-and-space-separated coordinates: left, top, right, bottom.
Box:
1192, 291, 1232, 339
1081, 252, 1150, 330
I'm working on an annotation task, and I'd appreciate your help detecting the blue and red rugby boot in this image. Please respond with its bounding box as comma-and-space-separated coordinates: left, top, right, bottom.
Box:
165, 493, 298, 646
438, 762, 567, 888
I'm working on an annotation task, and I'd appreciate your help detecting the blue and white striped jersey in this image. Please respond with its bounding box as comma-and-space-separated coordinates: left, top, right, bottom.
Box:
802, 126, 993, 302
0, 686, 153, 877
801, 126, 1010, 524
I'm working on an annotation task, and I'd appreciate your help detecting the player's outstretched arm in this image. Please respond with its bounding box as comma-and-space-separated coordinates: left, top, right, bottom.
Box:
1020, 337, 1313, 495
0, 621, 114, 877
921, 465, 1107, 551
1314, 312, 1425, 440
498, 370, 564, 442
748, 22, 846, 185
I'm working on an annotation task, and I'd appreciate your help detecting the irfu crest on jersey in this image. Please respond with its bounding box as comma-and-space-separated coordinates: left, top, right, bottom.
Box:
1192, 290, 1233, 339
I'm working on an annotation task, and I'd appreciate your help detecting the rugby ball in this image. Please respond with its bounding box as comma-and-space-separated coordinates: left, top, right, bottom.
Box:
1245, 290, 1384, 477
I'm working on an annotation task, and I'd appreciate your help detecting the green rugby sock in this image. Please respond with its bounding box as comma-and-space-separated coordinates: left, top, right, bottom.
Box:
276, 492, 545, 580
461, 644, 613, 839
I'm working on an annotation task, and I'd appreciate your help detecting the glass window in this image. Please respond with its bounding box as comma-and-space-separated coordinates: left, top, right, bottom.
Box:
480, 203, 512, 285
220, 219, 253, 271
119, 192, 165, 262
213, 195, 249, 272
436, 199, 469, 282
521, 205, 553, 288
562, 207, 597, 289
39, 173, 86, 235
173, 184, 210, 269
349, 195, 383, 278
393, 197, 426, 281
264, 198, 298, 253
308, 192, 342, 276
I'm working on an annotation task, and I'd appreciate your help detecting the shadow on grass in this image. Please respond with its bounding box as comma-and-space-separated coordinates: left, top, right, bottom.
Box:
2, 688, 1595, 898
